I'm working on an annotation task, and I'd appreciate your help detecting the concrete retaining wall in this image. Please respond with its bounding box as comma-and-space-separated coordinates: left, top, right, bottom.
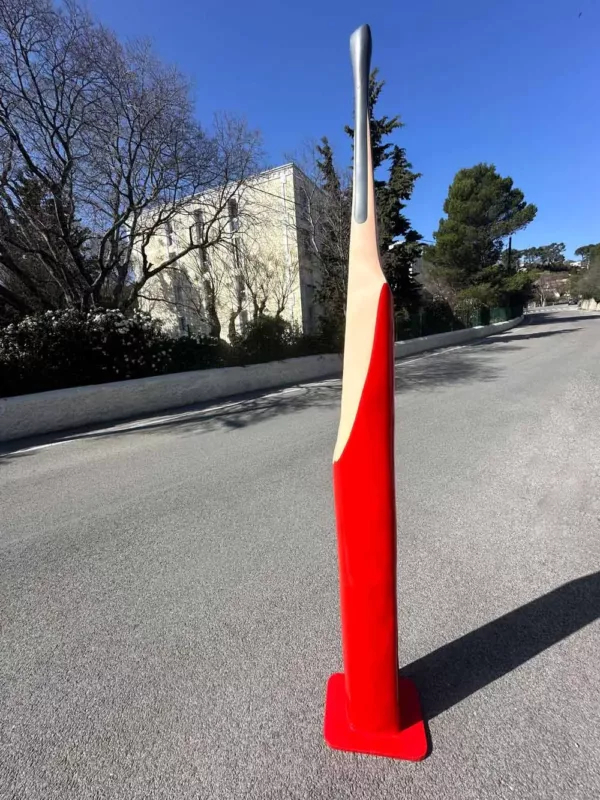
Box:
393, 315, 521, 359
0, 315, 522, 444
0, 354, 343, 443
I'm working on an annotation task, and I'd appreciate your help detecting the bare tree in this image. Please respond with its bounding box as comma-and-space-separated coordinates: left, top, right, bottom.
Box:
416, 258, 461, 306
291, 142, 351, 326
135, 170, 303, 341
137, 239, 230, 339
238, 245, 300, 322
534, 273, 565, 307
0, 0, 262, 316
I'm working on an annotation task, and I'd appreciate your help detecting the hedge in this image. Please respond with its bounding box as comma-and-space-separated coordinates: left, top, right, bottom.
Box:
0, 309, 330, 398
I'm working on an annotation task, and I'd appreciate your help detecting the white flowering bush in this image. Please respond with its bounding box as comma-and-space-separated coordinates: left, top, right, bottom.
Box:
0, 309, 224, 397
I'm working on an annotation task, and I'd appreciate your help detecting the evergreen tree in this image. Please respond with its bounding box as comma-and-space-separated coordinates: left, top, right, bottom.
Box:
426, 163, 537, 306
575, 243, 600, 268
0, 171, 91, 317
315, 137, 341, 197
346, 70, 422, 312
312, 138, 351, 337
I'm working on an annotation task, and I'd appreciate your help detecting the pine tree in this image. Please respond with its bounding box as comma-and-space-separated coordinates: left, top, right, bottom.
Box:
346, 70, 423, 312
0, 172, 91, 316
427, 164, 537, 306
312, 138, 351, 344
315, 137, 341, 196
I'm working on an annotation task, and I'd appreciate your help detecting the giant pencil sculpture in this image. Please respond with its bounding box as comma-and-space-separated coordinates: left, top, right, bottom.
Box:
323, 24, 428, 761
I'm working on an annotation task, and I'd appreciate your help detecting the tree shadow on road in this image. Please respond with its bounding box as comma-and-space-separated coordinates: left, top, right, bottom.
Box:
402, 571, 600, 721
0, 348, 509, 457
394, 348, 504, 393
138, 349, 505, 440
471, 328, 579, 346
525, 312, 599, 327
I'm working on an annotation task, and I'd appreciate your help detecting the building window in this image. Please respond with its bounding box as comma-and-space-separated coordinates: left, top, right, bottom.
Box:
228, 198, 239, 233
173, 272, 184, 304
173, 274, 187, 335
193, 209, 203, 244
232, 238, 242, 271
236, 274, 245, 303
165, 220, 174, 248
193, 208, 211, 272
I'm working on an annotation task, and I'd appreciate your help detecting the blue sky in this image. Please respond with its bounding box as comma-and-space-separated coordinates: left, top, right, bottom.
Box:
86, 0, 599, 258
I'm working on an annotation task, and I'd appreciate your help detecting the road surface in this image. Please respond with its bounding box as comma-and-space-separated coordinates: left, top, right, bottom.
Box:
2, 310, 600, 799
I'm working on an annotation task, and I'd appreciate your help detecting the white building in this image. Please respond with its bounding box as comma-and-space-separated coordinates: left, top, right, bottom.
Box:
136, 163, 322, 341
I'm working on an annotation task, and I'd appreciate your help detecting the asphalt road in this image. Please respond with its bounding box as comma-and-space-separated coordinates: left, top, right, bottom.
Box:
2, 310, 600, 800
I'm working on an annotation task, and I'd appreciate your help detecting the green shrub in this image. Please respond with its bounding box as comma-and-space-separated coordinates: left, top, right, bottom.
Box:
575, 265, 600, 302
457, 284, 500, 307
0, 309, 336, 399
423, 300, 465, 334
167, 334, 228, 373
0, 309, 222, 397
502, 270, 538, 308
233, 316, 297, 364
453, 298, 488, 327
232, 315, 335, 364
315, 314, 345, 353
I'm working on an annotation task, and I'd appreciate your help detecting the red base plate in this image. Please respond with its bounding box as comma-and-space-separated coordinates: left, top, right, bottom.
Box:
324, 673, 428, 761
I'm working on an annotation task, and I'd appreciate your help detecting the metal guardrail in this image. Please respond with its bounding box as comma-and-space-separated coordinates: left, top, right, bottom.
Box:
395, 306, 522, 341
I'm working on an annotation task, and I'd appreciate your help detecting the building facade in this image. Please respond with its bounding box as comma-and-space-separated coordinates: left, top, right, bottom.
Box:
136, 164, 322, 341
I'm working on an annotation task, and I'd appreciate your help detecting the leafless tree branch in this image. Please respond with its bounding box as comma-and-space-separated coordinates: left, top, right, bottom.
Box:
0, 0, 263, 315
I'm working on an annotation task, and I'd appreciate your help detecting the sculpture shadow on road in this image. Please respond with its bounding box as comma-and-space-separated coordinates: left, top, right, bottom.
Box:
402, 570, 600, 721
